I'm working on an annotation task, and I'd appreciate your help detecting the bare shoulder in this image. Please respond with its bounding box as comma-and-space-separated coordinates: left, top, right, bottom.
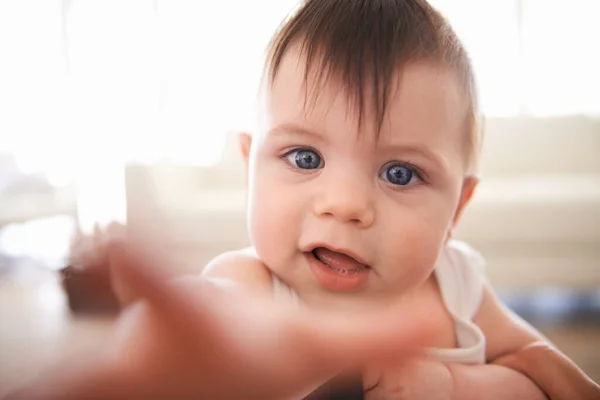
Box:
200, 247, 273, 295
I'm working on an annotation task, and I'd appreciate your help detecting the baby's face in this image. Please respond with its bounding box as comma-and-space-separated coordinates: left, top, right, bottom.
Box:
243, 51, 474, 311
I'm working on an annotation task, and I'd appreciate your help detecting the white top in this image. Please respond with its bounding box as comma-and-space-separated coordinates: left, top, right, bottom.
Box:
272, 240, 487, 365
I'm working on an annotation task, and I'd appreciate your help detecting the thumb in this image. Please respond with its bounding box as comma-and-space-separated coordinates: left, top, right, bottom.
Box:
316, 305, 435, 364
281, 299, 437, 380
106, 239, 226, 344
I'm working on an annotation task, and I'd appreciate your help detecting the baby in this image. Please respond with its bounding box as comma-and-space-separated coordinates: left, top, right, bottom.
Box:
9, 0, 598, 399
198, 0, 595, 398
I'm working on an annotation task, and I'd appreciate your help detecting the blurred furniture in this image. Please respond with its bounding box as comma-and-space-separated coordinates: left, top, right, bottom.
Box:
0, 153, 77, 227
0, 185, 77, 228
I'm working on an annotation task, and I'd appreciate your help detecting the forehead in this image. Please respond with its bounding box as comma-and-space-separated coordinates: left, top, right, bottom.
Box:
263, 48, 467, 156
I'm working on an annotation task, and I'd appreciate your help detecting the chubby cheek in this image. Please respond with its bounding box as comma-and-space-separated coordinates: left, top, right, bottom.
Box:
247, 170, 304, 269
378, 197, 454, 291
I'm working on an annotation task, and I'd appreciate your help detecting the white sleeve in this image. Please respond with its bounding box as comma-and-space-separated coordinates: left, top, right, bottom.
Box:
435, 240, 487, 320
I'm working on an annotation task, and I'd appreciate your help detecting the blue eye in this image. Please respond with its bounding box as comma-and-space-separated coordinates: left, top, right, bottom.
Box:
285, 148, 323, 169
381, 163, 415, 186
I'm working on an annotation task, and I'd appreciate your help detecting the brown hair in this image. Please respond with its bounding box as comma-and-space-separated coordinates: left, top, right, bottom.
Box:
265, 0, 481, 173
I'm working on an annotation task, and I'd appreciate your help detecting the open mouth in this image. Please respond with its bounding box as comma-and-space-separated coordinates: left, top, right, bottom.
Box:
304, 245, 371, 292
310, 246, 369, 274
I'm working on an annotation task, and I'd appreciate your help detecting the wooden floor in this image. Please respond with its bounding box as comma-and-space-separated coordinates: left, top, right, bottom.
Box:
1, 263, 598, 398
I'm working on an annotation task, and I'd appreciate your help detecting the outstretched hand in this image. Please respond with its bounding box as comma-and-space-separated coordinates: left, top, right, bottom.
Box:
7, 234, 437, 400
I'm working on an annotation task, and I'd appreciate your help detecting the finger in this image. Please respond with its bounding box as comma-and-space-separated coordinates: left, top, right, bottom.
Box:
270, 300, 436, 387
106, 240, 228, 347
246, 302, 436, 400
311, 302, 436, 362
123, 166, 175, 254
105, 176, 174, 306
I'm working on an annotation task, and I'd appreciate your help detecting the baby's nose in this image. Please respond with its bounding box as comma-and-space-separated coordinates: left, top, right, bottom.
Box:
313, 177, 375, 228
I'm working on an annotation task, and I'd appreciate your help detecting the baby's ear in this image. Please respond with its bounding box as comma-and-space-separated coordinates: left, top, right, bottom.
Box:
448, 176, 479, 241
238, 132, 252, 183
238, 132, 252, 163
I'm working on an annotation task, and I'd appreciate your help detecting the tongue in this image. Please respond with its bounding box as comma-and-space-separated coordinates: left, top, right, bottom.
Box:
314, 247, 366, 270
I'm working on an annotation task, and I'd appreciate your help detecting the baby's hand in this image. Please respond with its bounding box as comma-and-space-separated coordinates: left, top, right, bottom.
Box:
364, 358, 454, 400
68, 222, 142, 306
10, 235, 437, 400
68, 223, 115, 270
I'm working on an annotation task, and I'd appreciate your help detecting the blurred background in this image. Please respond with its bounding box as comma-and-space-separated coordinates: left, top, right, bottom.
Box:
0, 0, 598, 395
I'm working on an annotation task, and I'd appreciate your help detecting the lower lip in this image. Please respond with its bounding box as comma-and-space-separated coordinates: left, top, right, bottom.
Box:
305, 251, 370, 292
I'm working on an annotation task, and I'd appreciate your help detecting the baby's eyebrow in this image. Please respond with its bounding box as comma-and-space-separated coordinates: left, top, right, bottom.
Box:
383, 143, 448, 170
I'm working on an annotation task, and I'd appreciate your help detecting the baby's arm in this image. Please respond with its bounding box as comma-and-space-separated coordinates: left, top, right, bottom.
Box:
364, 288, 546, 400
454, 282, 599, 400
437, 282, 545, 399
493, 340, 600, 400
